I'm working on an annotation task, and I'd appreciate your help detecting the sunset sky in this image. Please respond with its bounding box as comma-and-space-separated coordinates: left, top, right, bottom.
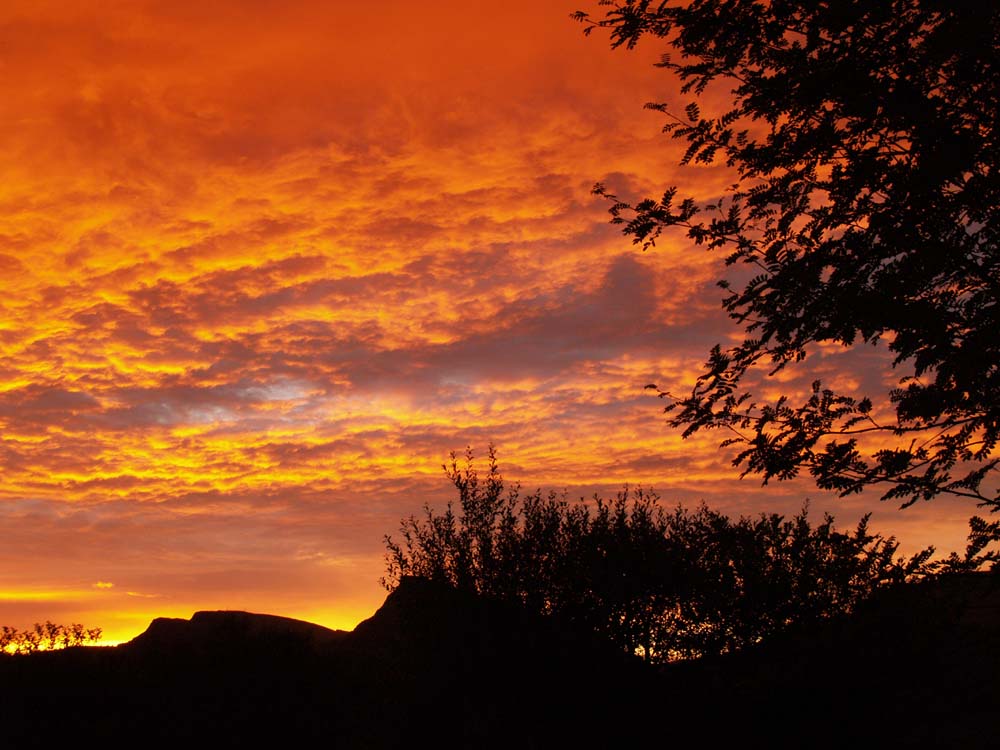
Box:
0, 0, 983, 643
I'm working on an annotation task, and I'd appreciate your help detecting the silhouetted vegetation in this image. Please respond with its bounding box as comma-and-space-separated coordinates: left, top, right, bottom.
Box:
576, 1, 1000, 511
0, 621, 102, 654
383, 448, 941, 662
2, 572, 998, 747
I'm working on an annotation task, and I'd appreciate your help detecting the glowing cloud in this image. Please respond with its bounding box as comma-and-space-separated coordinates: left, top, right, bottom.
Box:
0, 0, 977, 643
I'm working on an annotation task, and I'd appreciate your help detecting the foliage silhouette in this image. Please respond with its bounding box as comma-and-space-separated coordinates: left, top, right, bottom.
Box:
574, 1, 1000, 512
383, 447, 936, 662
0, 621, 102, 654
1, 575, 996, 747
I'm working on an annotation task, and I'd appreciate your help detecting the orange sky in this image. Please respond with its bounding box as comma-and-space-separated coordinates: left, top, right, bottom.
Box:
0, 0, 984, 643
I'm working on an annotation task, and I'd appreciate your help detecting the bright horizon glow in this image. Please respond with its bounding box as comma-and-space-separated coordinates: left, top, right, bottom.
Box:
0, 0, 983, 644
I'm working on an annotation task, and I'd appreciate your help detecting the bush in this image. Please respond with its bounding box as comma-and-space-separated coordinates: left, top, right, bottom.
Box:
383, 447, 935, 662
0, 622, 102, 655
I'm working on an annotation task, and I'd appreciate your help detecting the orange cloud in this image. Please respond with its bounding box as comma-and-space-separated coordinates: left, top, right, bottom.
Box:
0, 1, 981, 643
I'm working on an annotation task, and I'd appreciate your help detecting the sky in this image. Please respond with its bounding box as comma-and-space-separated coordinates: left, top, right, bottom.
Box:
0, 0, 984, 643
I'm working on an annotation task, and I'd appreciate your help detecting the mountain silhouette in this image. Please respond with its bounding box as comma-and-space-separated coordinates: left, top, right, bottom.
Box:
0, 574, 997, 748
128, 610, 347, 655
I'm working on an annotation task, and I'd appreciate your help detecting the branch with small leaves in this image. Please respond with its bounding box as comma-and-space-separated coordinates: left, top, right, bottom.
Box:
583, 1, 999, 510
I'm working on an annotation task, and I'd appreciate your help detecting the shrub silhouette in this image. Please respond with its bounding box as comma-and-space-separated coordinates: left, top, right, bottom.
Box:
0, 621, 102, 655
384, 447, 935, 661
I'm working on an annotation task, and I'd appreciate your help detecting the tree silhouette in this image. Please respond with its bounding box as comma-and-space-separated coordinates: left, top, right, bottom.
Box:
575, 1, 999, 511
0, 621, 102, 655
383, 448, 934, 662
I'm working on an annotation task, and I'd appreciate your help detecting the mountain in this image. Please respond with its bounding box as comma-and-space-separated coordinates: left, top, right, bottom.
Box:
127, 609, 347, 655
0, 574, 997, 748
0, 577, 655, 748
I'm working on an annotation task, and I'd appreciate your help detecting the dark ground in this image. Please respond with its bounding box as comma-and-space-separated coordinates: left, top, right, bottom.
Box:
1, 573, 997, 748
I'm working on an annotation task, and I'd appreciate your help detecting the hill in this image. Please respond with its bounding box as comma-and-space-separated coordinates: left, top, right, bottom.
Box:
0, 574, 997, 747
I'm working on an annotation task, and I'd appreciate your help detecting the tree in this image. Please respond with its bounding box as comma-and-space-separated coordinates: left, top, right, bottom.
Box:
383, 448, 935, 662
0, 621, 102, 655
574, 1, 1000, 511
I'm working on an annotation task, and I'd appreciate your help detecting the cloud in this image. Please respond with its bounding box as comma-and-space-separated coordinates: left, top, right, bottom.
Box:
0, 0, 976, 643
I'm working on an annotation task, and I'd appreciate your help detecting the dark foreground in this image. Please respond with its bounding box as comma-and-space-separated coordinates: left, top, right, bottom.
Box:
1, 574, 998, 748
